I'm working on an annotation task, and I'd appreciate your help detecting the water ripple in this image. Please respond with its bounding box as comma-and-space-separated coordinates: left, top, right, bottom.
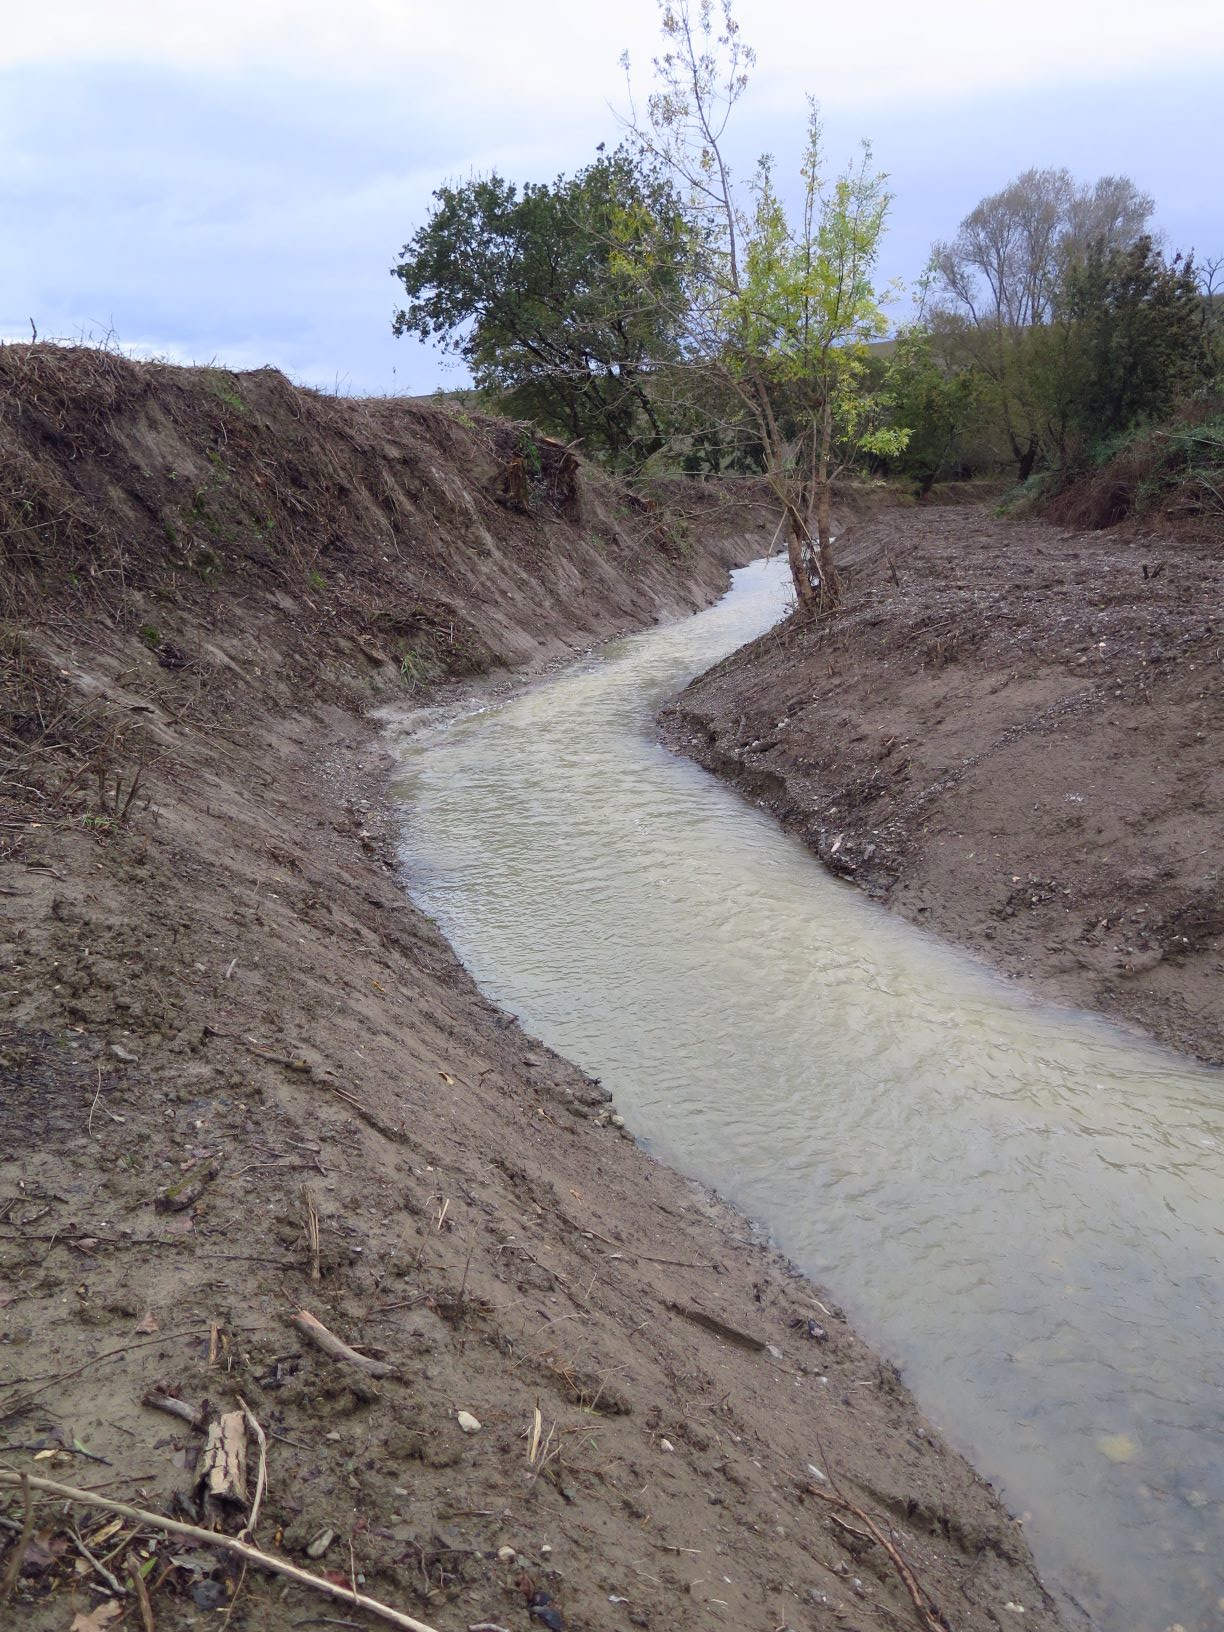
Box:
391, 558, 1224, 1630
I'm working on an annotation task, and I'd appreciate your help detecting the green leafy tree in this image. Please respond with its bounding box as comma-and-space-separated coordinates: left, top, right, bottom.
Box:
623, 0, 905, 610
1060, 235, 1207, 452
391, 147, 690, 466
884, 325, 984, 497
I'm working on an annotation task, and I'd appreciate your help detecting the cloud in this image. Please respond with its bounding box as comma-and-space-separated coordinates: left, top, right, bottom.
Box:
8, 0, 1223, 107
3, 4, 1221, 394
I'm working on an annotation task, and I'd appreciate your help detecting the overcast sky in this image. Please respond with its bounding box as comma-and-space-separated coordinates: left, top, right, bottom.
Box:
3, 0, 1222, 395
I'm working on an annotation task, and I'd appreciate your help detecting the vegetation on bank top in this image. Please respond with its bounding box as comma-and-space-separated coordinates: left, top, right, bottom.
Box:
392, 0, 1222, 564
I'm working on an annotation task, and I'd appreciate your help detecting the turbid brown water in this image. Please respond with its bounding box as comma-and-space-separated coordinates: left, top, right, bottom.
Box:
392, 557, 1224, 1630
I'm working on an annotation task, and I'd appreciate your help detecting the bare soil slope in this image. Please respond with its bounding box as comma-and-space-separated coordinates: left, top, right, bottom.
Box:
3, 351, 1064, 1632
665, 502, 1223, 1063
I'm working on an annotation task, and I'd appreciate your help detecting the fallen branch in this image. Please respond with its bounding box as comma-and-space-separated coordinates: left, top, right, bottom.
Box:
0, 1472, 440, 1632
141, 1391, 205, 1431
290, 1309, 397, 1379
804, 1482, 948, 1632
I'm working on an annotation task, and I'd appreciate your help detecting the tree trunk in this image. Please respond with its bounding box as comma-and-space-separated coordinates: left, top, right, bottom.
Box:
786, 505, 815, 610
814, 395, 842, 611
1017, 439, 1039, 482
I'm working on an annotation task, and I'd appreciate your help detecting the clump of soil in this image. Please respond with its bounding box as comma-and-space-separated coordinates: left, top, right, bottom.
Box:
2, 350, 1065, 1632
665, 502, 1223, 1063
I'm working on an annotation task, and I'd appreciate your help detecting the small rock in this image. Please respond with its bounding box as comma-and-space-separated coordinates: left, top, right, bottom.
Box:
305, 1527, 335, 1559
766, 1342, 784, 1361
659, 1438, 674, 1453
110, 1044, 139, 1063
610, 1113, 625, 1129
540, 1542, 552, 1557
497, 1545, 516, 1563
457, 1410, 481, 1434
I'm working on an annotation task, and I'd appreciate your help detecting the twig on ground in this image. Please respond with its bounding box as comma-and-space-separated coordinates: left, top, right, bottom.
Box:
302, 1188, 322, 1284
68, 1522, 127, 1595
802, 1467, 948, 1632
127, 1555, 156, 1632
236, 1396, 267, 1541
87, 1065, 103, 1136
290, 1309, 397, 1379
0, 1473, 442, 1632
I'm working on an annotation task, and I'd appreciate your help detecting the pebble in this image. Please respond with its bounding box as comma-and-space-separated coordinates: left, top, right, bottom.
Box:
306, 1527, 335, 1559
659, 1438, 675, 1453
457, 1410, 482, 1434
497, 1545, 516, 1563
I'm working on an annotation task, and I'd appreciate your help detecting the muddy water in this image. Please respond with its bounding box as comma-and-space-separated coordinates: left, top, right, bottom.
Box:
391, 558, 1224, 1631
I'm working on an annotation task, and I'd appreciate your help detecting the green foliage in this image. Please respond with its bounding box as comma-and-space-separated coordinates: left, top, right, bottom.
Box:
1059, 236, 1207, 453
204, 369, 248, 415
624, 3, 903, 608
930, 167, 1155, 477
391, 146, 690, 466
884, 327, 983, 496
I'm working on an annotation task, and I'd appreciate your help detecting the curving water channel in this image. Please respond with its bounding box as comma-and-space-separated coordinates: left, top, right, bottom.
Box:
390, 557, 1224, 1631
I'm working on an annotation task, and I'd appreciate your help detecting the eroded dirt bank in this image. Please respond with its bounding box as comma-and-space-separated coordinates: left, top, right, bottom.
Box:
664, 502, 1223, 1064
2, 350, 1064, 1631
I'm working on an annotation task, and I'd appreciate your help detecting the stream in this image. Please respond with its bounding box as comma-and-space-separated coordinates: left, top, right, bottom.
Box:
390, 556, 1224, 1630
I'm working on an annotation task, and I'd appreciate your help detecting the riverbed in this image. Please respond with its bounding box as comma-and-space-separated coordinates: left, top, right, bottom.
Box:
391, 557, 1224, 1630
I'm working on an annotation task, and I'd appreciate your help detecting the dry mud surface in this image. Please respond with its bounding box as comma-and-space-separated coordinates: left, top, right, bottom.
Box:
1, 349, 1063, 1632
665, 503, 1223, 1066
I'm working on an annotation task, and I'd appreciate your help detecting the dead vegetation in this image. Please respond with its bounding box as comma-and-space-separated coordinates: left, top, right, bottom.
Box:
1, 348, 1065, 1632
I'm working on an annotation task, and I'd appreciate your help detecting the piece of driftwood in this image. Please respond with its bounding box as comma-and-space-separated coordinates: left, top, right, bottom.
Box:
141, 1391, 205, 1430
0, 1472, 442, 1632
665, 1300, 766, 1352
198, 1410, 247, 1505
291, 1309, 397, 1379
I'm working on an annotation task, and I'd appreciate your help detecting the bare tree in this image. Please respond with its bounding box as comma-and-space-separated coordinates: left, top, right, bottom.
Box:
931, 168, 1153, 477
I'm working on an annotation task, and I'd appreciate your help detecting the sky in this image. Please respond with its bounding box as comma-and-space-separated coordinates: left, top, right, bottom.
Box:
3, 0, 1222, 396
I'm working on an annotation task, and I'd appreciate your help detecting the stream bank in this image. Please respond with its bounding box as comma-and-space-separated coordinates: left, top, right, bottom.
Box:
1, 353, 1064, 1631
664, 502, 1224, 1065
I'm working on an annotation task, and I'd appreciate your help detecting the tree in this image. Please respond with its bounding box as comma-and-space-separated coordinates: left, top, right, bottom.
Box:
391, 147, 690, 466
931, 168, 1153, 477
1060, 236, 1206, 451
623, 0, 905, 610
883, 324, 984, 497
